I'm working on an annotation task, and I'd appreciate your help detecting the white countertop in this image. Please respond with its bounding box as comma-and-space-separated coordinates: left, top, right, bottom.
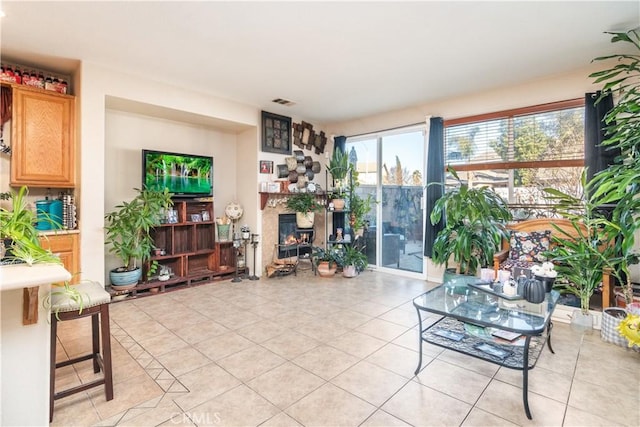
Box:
0, 263, 72, 291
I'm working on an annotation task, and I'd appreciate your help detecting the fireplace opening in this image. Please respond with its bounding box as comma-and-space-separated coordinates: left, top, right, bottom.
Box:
278, 214, 314, 258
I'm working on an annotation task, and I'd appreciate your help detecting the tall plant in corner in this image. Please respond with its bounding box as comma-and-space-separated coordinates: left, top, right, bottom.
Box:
430, 167, 512, 276
105, 187, 173, 284
589, 29, 640, 305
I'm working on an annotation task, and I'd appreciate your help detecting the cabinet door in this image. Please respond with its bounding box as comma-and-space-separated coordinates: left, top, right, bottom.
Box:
39, 233, 79, 283
10, 87, 76, 187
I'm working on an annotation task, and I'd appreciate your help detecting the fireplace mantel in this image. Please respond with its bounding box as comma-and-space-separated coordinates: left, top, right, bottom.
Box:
259, 191, 327, 210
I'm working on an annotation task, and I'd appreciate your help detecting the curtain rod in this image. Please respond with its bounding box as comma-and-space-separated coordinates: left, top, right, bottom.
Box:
346, 120, 425, 139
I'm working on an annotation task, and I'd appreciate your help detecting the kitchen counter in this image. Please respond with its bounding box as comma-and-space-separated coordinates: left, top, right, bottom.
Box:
0, 262, 71, 291
0, 263, 71, 426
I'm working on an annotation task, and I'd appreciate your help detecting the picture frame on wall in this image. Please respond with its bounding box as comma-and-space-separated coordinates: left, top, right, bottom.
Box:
259, 160, 274, 174
261, 111, 292, 155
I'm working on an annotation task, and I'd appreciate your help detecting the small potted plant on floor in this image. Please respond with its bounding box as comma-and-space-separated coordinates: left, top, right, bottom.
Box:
104, 187, 173, 288
312, 246, 340, 277
285, 192, 324, 228
337, 244, 368, 278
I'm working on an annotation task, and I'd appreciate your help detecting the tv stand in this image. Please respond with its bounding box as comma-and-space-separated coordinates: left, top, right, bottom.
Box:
107, 199, 245, 301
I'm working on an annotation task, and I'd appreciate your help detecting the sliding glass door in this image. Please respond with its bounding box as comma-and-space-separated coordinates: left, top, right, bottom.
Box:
346, 126, 425, 275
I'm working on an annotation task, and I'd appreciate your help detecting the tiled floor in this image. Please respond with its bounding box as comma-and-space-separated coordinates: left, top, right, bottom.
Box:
51, 270, 639, 426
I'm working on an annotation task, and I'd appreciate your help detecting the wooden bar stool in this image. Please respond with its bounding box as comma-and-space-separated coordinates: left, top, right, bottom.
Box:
49, 281, 113, 422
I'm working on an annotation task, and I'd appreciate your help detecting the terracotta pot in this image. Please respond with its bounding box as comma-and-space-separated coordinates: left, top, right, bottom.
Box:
316, 261, 337, 277
332, 198, 346, 211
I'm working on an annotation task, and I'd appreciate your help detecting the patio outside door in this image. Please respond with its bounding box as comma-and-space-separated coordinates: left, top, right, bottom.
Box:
346, 126, 425, 276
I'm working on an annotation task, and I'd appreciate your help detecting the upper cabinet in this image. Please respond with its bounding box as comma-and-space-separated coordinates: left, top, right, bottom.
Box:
10, 86, 76, 187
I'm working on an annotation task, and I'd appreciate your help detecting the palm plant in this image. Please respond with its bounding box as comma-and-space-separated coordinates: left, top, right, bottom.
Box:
587, 29, 640, 306
544, 170, 624, 313
430, 168, 512, 276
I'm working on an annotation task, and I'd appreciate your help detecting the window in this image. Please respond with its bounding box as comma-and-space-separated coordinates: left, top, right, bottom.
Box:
444, 99, 585, 216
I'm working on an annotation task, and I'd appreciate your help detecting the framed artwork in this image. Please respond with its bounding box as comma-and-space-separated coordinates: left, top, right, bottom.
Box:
259, 160, 274, 174
261, 111, 292, 155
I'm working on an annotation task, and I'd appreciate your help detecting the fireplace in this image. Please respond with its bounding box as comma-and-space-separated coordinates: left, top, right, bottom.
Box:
278, 214, 314, 258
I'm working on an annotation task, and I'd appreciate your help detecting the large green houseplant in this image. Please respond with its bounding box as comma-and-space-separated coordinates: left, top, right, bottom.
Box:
430, 168, 512, 276
588, 29, 640, 306
104, 187, 173, 286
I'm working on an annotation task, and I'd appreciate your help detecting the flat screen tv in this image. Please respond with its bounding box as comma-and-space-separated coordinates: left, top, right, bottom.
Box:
142, 149, 213, 198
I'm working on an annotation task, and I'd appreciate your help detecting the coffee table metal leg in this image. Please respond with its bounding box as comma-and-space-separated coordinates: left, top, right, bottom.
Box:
523, 335, 532, 420
414, 308, 423, 375
547, 322, 555, 354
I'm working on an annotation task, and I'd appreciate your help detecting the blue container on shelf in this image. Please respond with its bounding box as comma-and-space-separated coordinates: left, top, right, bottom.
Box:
35, 199, 63, 230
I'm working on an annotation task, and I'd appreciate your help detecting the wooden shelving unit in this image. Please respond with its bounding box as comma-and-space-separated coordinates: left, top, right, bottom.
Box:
107, 200, 245, 301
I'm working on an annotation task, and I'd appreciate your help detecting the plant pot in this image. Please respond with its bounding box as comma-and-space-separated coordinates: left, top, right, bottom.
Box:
332, 198, 346, 211
296, 212, 314, 229
217, 223, 231, 242
109, 267, 141, 289
342, 265, 358, 278
570, 309, 593, 331
601, 308, 628, 347
316, 261, 337, 277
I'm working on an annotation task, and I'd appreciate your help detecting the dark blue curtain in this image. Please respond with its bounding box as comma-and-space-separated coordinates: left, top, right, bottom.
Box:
585, 92, 617, 183
334, 135, 346, 153
424, 117, 444, 257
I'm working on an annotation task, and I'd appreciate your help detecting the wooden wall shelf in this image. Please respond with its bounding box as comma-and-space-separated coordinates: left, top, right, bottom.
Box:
259, 191, 327, 210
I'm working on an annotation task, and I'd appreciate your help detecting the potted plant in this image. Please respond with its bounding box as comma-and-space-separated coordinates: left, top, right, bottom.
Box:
543, 171, 618, 327
588, 29, 640, 307
327, 148, 351, 209
429, 167, 512, 276
348, 191, 375, 236
312, 246, 340, 277
0, 186, 61, 265
104, 187, 173, 288
285, 192, 323, 228
337, 244, 368, 278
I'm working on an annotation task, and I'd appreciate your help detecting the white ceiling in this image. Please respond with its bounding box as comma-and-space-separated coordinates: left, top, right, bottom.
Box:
1, 1, 638, 124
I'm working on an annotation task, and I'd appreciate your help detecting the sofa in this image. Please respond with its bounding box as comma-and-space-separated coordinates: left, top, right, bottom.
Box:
493, 218, 614, 308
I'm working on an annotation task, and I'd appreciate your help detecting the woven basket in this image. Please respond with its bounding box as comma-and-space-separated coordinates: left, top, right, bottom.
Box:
601, 308, 628, 347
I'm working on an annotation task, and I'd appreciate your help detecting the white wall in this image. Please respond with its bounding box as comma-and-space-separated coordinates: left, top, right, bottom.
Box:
103, 109, 240, 275
78, 62, 259, 284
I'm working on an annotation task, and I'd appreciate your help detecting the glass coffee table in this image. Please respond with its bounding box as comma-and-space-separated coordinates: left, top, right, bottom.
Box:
413, 274, 560, 420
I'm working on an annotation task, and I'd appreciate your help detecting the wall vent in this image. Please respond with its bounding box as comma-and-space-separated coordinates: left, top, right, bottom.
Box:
272, 98, 296, 106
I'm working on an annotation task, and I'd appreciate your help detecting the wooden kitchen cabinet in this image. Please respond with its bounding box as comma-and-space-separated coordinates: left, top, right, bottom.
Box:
38, 233, 80, 283
9, 85, 76, 187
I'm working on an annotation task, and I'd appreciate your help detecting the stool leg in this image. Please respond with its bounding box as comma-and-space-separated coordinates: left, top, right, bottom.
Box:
100, 304, 114, 401
92, 313, 100, 373
50, 314, 58, 423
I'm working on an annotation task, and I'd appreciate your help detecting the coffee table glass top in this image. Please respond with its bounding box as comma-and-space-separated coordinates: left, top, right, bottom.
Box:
414, 274, 560, 334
